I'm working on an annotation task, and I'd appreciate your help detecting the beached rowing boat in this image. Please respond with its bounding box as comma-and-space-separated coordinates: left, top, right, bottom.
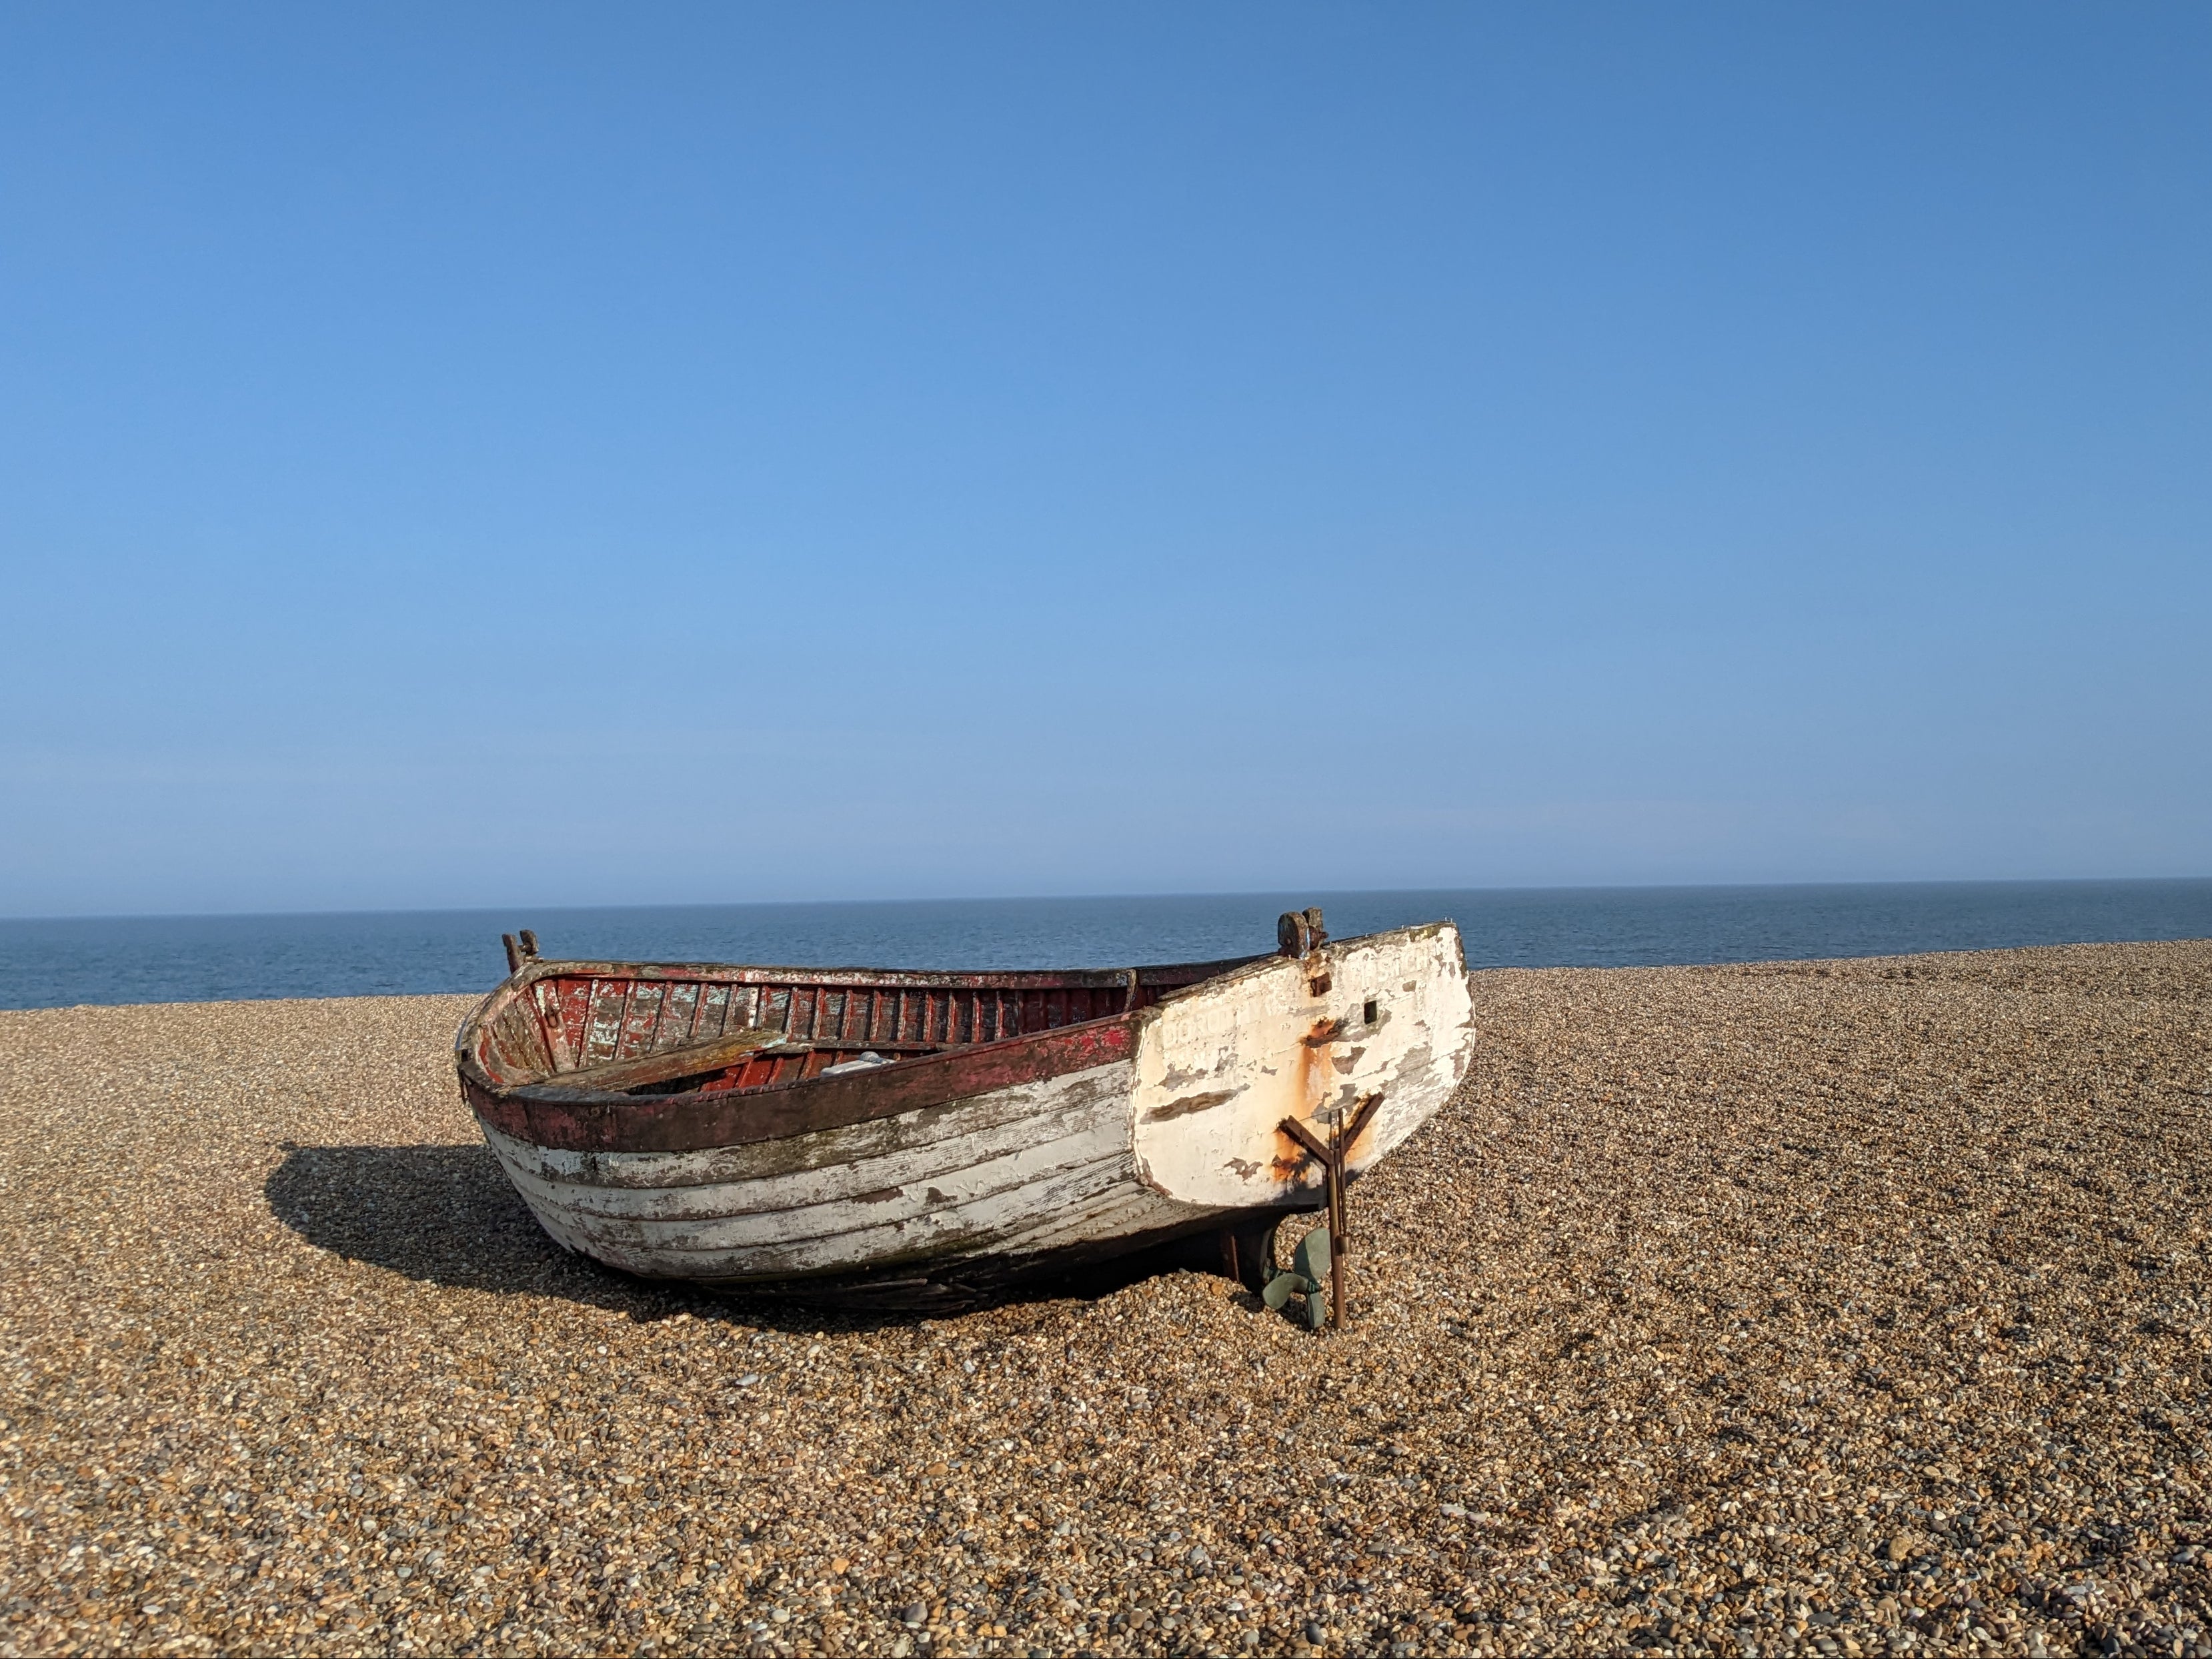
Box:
453, 912, 1474, 1308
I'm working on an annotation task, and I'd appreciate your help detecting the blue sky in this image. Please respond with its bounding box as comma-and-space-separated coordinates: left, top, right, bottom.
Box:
3, 5, 2207, 916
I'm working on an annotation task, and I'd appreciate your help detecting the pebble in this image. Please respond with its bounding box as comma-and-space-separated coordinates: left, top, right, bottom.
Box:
1, 942, 2208, 1656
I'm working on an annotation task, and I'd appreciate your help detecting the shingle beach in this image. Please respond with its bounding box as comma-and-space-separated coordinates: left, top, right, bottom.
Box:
3, 942, 2208, 1658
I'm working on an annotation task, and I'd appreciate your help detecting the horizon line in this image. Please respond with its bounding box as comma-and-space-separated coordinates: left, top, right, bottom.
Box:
6, 872, 2210, 927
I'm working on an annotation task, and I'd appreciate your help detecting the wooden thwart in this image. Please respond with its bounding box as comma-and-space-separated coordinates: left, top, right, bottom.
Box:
537, 1026, 799, 1095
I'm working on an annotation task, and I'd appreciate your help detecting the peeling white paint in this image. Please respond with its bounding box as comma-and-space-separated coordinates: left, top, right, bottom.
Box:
1128, 922, 1473, 1208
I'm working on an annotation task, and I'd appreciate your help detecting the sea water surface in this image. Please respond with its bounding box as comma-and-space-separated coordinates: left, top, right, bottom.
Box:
2, 880, 2208, 1012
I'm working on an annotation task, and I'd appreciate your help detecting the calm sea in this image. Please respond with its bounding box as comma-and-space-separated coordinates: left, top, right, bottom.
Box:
2, 880, 2208, 1013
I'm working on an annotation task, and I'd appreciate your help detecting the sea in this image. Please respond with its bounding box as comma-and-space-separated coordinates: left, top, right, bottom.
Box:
1, 879, 2207, 1013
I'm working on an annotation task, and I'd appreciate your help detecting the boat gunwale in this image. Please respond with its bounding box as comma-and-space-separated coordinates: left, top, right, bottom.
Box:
489, 954, 1264, 994
453, 950, 1270, 1108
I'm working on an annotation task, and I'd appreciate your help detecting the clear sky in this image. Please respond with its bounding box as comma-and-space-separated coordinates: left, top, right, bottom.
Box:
2, 5, 2207, 917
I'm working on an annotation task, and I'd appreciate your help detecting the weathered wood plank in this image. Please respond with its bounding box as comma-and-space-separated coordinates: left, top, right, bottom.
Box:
551, 977, 592, 1060
541, 1025, 794, 1094
617, 980, 665, 1059
654, 982, 702, 1052
583, 980, 627, 1062
697, 982, 732, 1043
531, 980, 574, 1071
487, 1059, 1132, 1196
485, 1101, 1128, 1242
527, 1149, 1149, 1278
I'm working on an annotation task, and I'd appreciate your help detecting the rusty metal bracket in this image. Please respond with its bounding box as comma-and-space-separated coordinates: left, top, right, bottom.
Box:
1278, 906, 1333, 995
1338, 1089, 1384, 1151
1274, 1088, 1382, 1330
1276, 906, 1329, 960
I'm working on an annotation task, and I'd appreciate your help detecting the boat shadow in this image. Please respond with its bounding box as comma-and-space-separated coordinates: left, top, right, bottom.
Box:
264, 1142, 1242, 1332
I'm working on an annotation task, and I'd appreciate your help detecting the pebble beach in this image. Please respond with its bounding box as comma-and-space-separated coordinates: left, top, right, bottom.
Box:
2, 942, 2208, 1658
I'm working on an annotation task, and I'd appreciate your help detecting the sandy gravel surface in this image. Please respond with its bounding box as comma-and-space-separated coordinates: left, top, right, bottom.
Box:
2, 943, 2208, 1659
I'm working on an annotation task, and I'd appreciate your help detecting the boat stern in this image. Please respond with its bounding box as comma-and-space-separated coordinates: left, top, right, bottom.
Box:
1127, 920, 1473, 1208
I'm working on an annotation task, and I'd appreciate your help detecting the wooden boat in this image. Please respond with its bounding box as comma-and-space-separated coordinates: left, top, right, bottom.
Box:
454, 912, 1474, 1308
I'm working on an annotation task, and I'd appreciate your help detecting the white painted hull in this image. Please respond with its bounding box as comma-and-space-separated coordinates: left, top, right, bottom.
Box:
479, 1057, 1206, 1288
467, 923, 1474, 1300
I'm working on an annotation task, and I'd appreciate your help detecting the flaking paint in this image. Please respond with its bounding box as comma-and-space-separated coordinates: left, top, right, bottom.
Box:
1127, 924, 1474, 1209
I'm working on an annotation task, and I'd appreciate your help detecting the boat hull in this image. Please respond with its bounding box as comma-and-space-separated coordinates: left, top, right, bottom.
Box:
457, 922, 1473, 1306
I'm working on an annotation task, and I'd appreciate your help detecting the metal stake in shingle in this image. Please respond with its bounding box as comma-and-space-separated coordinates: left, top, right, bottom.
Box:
1274, 1090, 1384, 1330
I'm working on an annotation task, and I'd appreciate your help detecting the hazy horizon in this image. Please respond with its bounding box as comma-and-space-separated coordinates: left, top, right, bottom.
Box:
5, 874, 2208, 928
